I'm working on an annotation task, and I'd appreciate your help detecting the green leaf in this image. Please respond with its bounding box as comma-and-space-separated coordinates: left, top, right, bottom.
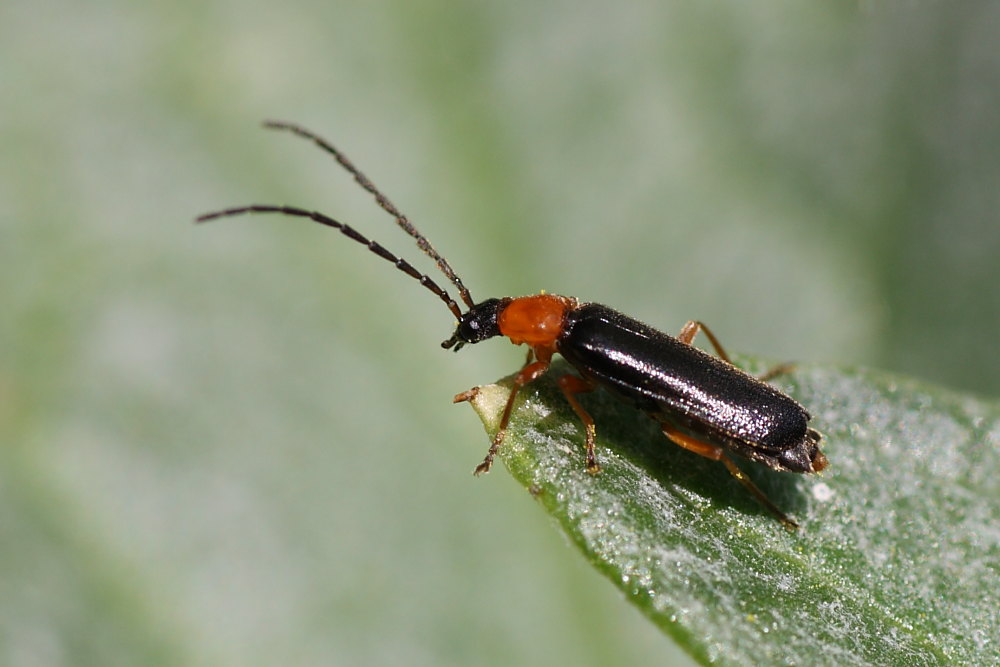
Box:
465, 360, 999, 665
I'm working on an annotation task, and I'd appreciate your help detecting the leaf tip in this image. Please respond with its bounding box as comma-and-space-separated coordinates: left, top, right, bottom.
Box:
460, 383, 509, 431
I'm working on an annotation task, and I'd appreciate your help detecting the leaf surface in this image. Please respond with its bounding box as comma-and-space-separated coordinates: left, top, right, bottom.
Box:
466, 360, 1000, 665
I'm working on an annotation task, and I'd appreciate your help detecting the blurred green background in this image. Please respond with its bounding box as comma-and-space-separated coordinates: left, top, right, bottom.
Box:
2, 1, 999, 665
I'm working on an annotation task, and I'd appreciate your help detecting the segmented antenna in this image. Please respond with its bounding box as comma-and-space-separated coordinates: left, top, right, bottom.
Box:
261, 120, 475, 311
195, 122, 480, 319
196, 204, 464, 320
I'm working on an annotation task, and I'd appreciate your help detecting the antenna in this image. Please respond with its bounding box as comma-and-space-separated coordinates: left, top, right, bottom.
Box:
262, 120, 475, 310
196, 204, 464, 319
195, 121, 477, 319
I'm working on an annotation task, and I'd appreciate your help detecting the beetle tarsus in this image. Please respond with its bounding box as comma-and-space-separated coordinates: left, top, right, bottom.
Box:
474, 444, 499, 475
474, 429, 507, 475
453, 387, 480, 403
583, 423, 600, 474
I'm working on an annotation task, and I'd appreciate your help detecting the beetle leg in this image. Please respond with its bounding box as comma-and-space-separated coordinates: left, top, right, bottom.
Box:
756, 362, 796, 382
453, 349, 539, 405
679, 322, 799, 383
453, 387, 480, 403
677, 320, 733, 364
473, 357, 551, 476
660, 423, 799, 530
557, 375, 600, 474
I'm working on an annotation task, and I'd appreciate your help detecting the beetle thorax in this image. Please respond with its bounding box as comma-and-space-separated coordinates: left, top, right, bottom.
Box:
498, 294, 575, 347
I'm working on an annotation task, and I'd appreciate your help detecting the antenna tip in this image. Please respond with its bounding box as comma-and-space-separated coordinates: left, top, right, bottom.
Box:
262, 119, 294, 132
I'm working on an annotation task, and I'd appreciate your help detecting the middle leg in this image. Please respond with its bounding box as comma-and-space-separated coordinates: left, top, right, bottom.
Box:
677, 320, 733, 362
557, 374, 600, 473
678, 320, 795, 381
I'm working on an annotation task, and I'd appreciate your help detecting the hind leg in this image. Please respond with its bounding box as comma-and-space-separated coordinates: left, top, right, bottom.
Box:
660, 423, 798, 530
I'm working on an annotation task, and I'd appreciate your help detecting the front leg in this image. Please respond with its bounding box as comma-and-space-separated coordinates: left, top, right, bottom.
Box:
468, 355, 551, 476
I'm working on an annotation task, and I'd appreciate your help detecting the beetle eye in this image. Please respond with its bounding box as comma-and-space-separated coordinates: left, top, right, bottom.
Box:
447, 298, 505, 347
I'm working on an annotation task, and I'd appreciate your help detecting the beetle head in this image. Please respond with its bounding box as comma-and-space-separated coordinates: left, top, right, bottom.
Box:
441, 297, 510, 351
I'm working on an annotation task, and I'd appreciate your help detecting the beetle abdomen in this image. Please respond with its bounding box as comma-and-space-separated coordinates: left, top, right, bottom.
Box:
558, 304, 820, 471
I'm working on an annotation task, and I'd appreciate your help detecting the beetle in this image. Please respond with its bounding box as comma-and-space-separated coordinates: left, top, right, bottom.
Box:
198, 120, 828, 529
